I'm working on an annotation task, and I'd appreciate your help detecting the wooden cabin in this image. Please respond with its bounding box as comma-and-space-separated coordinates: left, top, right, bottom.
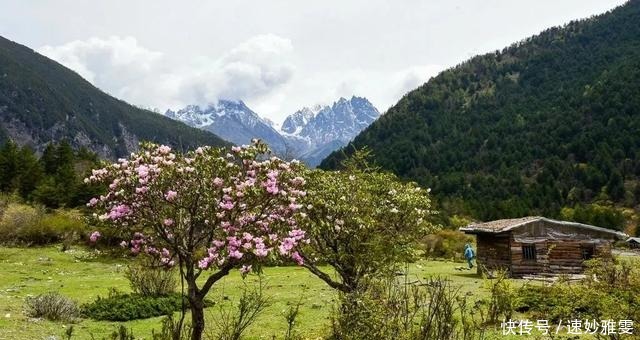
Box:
628, 237, 640, 249
460, 216, 627, 277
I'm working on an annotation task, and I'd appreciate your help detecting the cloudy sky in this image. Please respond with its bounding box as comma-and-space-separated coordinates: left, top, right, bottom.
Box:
0, 0, 626, 124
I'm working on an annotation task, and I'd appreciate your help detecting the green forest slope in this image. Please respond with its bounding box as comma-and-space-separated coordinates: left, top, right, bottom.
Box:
0, 36, 229, 158
321, 1, 640, 229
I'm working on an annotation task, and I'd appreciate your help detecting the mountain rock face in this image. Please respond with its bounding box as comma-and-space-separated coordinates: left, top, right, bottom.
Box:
0, 36, 228, 158
321, 1, 640, 223
281, 106, 320, 135
166, 100, 287, 154
283, 96, 380, 166
167, 96, 380, 167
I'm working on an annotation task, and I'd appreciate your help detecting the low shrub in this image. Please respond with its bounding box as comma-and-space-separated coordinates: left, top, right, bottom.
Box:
24, 292, 79, 322
209, 283, 270, 340
0, 203, 45, 244
422, 230, 474, 261
151, 313, 192, 340
124, 258, 177, 297
82, 291, 188, 321
516, 257, 640, 325
82, 290, 215, 322
0, 203, 87, 245
482, 269, 516, 324
329, 274, 488, 340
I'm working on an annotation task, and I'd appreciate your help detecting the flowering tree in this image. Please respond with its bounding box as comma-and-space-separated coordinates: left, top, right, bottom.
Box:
299, 152, 437, 294
85, 140, 307, 339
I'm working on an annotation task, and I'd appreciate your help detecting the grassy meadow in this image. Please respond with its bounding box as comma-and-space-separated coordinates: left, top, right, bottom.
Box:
0, 245, 490, 340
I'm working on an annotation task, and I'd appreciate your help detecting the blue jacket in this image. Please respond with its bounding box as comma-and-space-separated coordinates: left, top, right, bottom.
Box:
464, 246, 475, 260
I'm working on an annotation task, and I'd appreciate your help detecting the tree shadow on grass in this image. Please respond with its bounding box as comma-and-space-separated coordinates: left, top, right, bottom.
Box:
450, 272, 482, 279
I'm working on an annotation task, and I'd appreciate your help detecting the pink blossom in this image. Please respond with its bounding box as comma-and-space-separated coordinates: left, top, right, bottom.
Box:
289, 229, 306, 240
291, 251, 304, 265
163, 218, 174, 226
267, 170, 279, 180
279, 237, 296, 255
107, 204, 130, 220
157, 145, 171, 154
135, 186, 148, 194
136, 165, 149, 178
89, 231, 101, 243
240, 265, 252, 274
198, 258, 210, 269
242, 232, 253, 241
165, 190, 178, 201
254, 247, 269, 257
229, 250, 244, 259
290, 177, 306, 186
288, 203, 302, 211
219, 201, 235, 210
227, 237, 241, 248
231, 146, 242, 153
213, 177, 224, 187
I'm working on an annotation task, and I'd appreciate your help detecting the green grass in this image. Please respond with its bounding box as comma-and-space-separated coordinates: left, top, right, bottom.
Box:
0, 245, 491, 339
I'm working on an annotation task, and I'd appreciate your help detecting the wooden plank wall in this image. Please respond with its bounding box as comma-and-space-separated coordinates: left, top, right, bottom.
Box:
476, 233, 511, 275
511, 239, 547, 277
509, 220, 615, 277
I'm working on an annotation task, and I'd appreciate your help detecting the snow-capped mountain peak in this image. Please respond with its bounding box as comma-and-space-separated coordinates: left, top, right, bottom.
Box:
164, 100, 287, 153
280, 96, 380, 166
281, 105, 325, 135
164, 96, 379, 167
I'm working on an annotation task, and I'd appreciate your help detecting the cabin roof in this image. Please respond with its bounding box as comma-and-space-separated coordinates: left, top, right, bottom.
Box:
628, 237, 640, 243
459, 216, 628, 239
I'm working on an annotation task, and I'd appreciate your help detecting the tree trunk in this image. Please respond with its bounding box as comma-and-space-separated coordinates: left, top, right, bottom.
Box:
183, 263, 233, 339
188, 277, 205, 340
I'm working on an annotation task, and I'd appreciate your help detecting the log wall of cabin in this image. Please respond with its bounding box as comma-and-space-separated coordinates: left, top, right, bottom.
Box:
510, 239, 547, 277
509, 220, 615, 277
475, 233, 511, 275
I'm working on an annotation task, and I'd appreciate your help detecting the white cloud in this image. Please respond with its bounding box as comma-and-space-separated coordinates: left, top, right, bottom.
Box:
267, 64, 442, 118
38, 33, 439, 121
40, 36, 163, 100
38, 34, 295, 112
389, 65, 444, 104
7, 0, 627, 123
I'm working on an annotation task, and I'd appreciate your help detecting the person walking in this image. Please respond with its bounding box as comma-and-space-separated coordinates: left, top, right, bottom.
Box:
464, 243, 475, 269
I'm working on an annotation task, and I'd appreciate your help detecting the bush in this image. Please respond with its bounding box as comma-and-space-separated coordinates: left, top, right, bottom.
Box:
516, 257, 640, 325
125, 258, 177, 297
423, 230, 474, 261
24, 292, 79, 322
82, 291, 190, 321
329, 275, 487, 340
481, 269, 516, 324
0, 203, 47, 244
0, 203, 87, 245
209, 283, 270, 340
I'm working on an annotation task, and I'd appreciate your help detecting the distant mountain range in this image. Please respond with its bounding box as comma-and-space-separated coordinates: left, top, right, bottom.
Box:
166, 100, 287, 155
0, 36, 228, 158
165, 96, 380, 166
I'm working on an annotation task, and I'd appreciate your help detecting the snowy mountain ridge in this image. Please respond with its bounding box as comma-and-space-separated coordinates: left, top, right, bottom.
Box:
164, 96, 379, 166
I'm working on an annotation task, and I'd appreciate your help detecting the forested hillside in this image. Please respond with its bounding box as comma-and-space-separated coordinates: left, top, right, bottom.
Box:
0, 36, 229, 158
321, 0, 640, 229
